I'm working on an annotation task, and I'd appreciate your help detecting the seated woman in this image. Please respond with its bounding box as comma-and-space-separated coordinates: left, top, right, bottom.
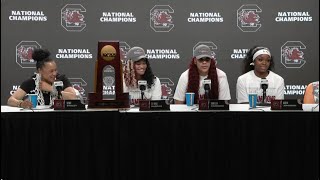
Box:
303, 81, 319, 104
236, 46, 285, 104
174, 44, 231, 104
7, 49, 77, 109
123, 46, 162, 106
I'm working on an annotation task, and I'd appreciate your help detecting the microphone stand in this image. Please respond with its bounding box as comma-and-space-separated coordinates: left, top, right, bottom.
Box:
138, 80, 147, 101
262, 89, 266, 103
57, 87, 62, 99
139, 83, 146, 100
259, 88, 269, 106
205, 90, 209, 100
141, 91, 145, 100
259, 78, 269, 106
204, 84, 210, 100
58, 91, 62, 99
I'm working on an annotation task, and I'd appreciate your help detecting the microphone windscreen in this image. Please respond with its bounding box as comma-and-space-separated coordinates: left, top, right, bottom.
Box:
54, 81, 64, 91
260, 78, 268, 89
54, 81, 64, 87
138, 80, 147, 85
203, 79, 211, 90
138, 80, 147, 91
203, 79, 211, 85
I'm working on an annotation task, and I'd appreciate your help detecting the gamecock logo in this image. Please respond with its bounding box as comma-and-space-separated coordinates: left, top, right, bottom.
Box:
61, 4, 86, 31
69, 78, 87, 100
159, 78, 175, 103
120, 41, 131, 65
16, 41, 41, 68
237, 4, 262, 32
150, 5, 174, 32
281, 41, 306, 68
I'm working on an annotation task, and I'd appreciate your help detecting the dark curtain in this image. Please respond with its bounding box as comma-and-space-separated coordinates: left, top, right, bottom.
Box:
2, 111, 120, 180
2, 111, 319, 180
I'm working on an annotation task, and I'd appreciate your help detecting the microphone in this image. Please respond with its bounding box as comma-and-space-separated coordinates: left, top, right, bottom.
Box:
54, 81, 64, 99
138, 80, 147, 100
260, 78, 268, 103
203, 79, 211, 100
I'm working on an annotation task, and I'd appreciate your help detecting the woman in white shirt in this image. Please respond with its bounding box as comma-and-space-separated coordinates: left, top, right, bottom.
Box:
236, 46, 285, 104
123, 46, 162, 106
174, 44, 231, 104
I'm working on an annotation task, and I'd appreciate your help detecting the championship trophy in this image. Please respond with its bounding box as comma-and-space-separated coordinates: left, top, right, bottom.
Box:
88, 41, 130, 108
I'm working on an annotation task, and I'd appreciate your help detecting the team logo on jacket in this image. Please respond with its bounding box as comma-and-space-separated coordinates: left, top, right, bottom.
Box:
150, 5, 174, 32
193, 41, 218, 63
237, 4, 262, 32
61, 4, 86, 32
281, 41, 306, 68
120, 41, 131, 65
16, 41, 41, 68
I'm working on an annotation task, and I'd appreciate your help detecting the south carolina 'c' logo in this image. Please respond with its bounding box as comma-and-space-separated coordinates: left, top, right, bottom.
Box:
281, 41, 306, 68
150, 5, 174, 32
61, 4, 86, 32
237, 4, 262, 32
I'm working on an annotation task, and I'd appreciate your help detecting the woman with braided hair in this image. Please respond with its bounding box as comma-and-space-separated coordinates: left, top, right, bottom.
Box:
174, 44, 231, 104
123, 46, 162, 106
7, 48, 77, 108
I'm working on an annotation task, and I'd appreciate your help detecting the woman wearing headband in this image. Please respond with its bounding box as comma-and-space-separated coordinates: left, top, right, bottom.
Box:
236, 46, 285, 104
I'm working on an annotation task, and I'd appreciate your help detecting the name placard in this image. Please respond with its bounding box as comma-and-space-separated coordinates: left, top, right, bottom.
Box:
54, 99, 86, 110
198, 99, 229, 110
139, 100, 170, 111
271, 99, 302, 110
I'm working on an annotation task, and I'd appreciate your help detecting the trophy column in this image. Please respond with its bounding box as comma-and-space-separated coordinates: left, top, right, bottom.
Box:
88, 41, 130, 108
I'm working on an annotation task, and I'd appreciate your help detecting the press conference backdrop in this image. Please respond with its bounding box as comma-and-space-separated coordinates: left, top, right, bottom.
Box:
1, 0, 319, 104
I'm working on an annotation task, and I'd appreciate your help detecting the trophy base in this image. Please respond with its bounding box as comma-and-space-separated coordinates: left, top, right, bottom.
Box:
87, 92, 130, 108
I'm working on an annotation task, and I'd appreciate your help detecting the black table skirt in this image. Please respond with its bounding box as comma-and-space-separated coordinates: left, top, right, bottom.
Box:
2, 111, 319, 180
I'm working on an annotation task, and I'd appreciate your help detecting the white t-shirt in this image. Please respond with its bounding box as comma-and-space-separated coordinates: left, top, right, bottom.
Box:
236, 70, 285, 103
173, 69, 231, 102
123, 77, 162, 105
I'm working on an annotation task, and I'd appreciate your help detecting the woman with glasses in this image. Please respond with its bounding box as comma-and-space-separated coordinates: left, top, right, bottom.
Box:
174, 44, 231, 104
236, 45, 285, 104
